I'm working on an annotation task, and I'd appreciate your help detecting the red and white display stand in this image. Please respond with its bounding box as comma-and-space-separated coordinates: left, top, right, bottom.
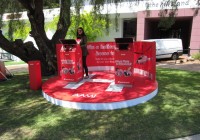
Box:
42, 40, 158, 110
56, 39, 83, 82
114, 38, 134, 85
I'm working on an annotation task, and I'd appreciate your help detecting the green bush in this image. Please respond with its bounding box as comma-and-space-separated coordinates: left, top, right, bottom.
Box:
192, 52, 200, 61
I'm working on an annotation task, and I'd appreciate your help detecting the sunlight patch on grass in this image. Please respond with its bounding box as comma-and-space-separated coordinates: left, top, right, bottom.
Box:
142, 104, 157, 115
0, 68, 200, 139
4, 61, 26, 66
33, 114, 62, 127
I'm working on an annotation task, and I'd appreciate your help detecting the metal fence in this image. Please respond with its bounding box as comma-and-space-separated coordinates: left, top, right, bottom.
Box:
0, 53, 13, 60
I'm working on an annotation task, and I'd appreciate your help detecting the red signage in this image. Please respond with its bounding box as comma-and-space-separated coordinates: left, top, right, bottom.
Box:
133, 41, 156, 81
56, 44, 83, 82
56, 41, 156, 83
115, 50, 134, 85
87, 42, 115, 66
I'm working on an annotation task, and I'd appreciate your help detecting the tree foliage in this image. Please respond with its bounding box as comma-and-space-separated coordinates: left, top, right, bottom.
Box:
157, 0, 178, 30
45, 12, 108, 42
0, 0, 122, 76
0, 0, 198, 76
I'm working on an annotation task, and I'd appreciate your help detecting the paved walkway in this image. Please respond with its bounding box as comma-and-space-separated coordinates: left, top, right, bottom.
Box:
156, 55, 200, 72
157, 60, 200, 72
171, 134, 200, 140
6, 60, 200, 74
6, 64, 28, 74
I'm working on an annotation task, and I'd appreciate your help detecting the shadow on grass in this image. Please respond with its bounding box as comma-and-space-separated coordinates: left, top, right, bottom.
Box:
0, 69, 200, 140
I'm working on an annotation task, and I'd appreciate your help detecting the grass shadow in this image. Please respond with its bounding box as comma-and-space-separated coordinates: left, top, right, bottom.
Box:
0, 69, 200, 139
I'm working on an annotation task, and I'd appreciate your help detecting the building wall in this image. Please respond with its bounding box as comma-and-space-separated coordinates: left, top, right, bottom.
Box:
94, 13, 136, 42
190, 12, 200, 54
137, 8, 200, 54
2, 1, 199, 54
94, 18, 122, 42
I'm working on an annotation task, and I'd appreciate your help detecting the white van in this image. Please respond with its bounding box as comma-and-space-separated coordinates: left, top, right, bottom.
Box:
144, 39, 183, 60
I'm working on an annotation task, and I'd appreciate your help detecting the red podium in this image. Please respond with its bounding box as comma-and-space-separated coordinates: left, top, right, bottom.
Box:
114, 38, 134, 85
28, 60, 42, 90
57, 39, 83, 82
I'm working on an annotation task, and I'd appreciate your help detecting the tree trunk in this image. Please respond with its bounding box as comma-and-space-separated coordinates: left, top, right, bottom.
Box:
0, 0, 71, 76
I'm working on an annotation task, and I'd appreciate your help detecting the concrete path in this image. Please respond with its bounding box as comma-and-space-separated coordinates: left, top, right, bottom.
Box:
171, 134, 200, 140
6, 64, 28, 74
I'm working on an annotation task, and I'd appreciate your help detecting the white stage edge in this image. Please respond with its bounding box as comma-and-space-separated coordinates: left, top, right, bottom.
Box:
42, 88, 158, 110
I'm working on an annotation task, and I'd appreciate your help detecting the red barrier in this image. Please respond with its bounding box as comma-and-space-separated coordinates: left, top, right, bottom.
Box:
28, 60, 42, 90
0, 61, 7, 81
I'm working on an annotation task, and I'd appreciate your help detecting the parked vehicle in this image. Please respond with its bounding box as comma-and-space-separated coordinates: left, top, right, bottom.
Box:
144, 39, 183, 60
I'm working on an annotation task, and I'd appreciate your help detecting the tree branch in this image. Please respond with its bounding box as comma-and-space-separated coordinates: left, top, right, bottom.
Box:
52, 0, 71, 42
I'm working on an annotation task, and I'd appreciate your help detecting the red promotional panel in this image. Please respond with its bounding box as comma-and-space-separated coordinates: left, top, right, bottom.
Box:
133, 41, 156, 81
87, 42, 115, 66
56, 44, 83, 82
28, 60, 42, 90
115, 51, 134, 85
114, 38, 134, 85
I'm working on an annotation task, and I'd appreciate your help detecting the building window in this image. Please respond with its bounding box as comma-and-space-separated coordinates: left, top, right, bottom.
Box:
123, 19, 137, 40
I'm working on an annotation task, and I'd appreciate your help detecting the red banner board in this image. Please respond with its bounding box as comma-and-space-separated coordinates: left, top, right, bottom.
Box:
133, 41, 156, 81
56, 41, 156, 83
115, 50, 134, 85
87, 42, 115, 67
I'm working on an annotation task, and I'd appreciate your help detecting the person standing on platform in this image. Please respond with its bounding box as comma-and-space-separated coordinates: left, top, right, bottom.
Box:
76, 27, 89, 79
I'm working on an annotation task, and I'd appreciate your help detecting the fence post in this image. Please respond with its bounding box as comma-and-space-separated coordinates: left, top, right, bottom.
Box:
188, 46, 191, 57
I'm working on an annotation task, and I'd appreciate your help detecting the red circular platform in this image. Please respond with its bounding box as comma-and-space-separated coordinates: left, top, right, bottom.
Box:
42, 71, 158, 110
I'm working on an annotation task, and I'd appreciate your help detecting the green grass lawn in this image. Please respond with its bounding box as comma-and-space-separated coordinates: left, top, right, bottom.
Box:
4, 61, 26, 66
0, 68, 200, 140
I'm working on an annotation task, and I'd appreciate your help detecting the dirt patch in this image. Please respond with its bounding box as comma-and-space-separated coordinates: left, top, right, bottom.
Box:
156, 56, 200, 72
6, 64, 28, 74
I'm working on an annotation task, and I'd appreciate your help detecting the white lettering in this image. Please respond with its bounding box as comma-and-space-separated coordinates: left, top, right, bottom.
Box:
115, 60, 132, 66
61, 59, 75, 64
87, 45, 95, 49
100, 44, 115, 49
72, 93, 97, 98
96, 51, 110, 56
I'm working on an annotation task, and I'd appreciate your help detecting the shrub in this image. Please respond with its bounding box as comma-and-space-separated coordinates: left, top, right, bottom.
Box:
192, 52, 200, 61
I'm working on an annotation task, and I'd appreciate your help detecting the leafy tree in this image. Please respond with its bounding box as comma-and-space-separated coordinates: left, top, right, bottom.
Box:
0, 0, 71, 75
3, 20, 30, 40
0, 0, 198, 75
46, 12, 108, 41
0, 0, 114, 75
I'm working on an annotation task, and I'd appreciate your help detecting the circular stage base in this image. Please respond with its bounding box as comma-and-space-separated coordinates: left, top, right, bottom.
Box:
42, 72, 158, 110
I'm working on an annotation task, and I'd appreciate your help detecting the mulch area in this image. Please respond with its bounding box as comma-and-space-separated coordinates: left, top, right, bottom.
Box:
156, 57, 200, 72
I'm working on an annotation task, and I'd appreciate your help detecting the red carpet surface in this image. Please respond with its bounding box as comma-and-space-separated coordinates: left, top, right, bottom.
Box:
42, 71, 158, 110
